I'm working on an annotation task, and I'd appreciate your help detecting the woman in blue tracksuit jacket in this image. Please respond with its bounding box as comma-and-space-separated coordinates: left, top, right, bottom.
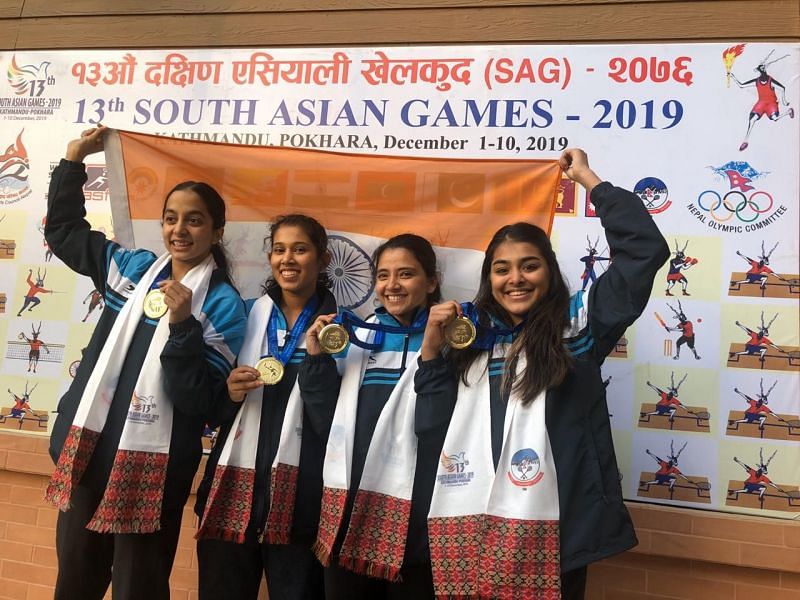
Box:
46, 127, 246, 600
416, 148, 670, 600
298, 233, 445, 600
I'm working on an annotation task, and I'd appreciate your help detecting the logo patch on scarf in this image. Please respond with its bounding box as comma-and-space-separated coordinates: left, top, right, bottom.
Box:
507, 448, 543, 488
127, 391, 159, 424
437, 450, 474, 487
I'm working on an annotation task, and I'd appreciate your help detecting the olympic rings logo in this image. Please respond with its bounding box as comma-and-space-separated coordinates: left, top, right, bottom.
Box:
696, 190, 774, 223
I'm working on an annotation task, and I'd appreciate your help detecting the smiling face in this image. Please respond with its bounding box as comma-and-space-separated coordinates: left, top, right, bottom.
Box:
489, 240, 550, 326
269, 224, 323, 301
161, 189, 222, 275
375, 247, 437, 326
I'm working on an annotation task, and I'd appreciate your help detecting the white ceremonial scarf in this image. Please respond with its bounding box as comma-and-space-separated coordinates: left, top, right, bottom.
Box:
427, 350, 561, 599
47, 253, 215, 534
197, 294, 306, 544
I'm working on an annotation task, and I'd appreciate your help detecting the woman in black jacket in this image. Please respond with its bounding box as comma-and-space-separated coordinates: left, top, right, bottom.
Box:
45, 126, 247, 600
195, 214, 335, 600
416, 148, 670, 600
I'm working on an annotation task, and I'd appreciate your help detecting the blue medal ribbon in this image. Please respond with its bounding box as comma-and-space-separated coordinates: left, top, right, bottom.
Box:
149, 264, 172, 290
338, 309, 428, 351
265, 297, 319, 364
460, 302, 523, 350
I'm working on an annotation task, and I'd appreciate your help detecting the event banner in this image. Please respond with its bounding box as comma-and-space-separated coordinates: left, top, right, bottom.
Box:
0, 43, 797, 519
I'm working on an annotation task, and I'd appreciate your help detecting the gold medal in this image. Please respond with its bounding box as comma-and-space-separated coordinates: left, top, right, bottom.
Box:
255, 356, 284, 385
318, 323, 349, 354
143, 289, 168, 319
445, 316, 477, 349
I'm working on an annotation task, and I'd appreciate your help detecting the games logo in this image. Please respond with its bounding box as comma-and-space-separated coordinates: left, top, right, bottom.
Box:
0, 130, 32, 204
1, 55, 62, 120
633, 177, 671, 214
507, 448, 544, 487
437, 450, 474, 487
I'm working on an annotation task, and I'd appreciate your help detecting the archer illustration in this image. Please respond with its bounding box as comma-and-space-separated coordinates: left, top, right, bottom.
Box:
578, 235, 610, 291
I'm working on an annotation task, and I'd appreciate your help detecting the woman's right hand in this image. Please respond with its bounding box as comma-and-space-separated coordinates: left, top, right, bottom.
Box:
65, 126, 107, 163
226, 365, 264, 403
305, 313, 337, 356
421, 301, 462, 361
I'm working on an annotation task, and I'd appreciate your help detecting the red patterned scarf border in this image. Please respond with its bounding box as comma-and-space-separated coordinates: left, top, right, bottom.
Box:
338, 489, 411, 582
196, 464, 256, 543
262, 462, 299, 544
429, 515, 560, 600
86, 449, 169, 534
428, 514, 483, 597
312, 486, 349, 566
44, 425, 100, 510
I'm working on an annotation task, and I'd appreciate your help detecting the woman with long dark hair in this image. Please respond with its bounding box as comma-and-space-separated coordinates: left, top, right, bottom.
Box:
417, 148, 669, 600
195, 214, 336, 600
299, 233, 446, 599
45, 126, 247, 600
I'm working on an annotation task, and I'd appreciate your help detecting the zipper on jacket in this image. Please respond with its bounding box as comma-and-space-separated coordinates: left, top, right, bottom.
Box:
400, 333, 410, 372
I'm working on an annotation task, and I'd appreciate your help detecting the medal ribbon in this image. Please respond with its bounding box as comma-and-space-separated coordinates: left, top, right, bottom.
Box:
149, 264, 172, 291
265, 297, 319, 364
338, 309, 428, 351
460, 302, 523, 350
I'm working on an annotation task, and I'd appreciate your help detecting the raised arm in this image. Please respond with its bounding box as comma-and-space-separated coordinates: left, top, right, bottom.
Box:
559, 149, 669, 358
45, 127, 113, 291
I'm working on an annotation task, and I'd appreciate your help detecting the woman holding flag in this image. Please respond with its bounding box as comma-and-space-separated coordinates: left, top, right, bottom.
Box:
44, 126, 247, 600
417, 148, 670, 600
195, 214, 336, 600
299, 233, 447, 599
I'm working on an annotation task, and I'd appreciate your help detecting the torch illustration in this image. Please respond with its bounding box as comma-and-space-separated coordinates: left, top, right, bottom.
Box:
722, 43, 746, 88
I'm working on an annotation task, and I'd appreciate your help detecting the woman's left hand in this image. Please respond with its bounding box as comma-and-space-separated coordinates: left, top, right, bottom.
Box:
160, 280, 193, 323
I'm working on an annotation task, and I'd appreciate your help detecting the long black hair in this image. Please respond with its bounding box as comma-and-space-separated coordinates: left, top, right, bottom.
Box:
162, 181, 234, 286
451, 222, 572, 404
262, 213, 332, 295
373, 233, 442, 307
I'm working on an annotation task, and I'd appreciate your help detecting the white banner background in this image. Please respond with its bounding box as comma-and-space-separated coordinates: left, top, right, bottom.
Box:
0, 43, 797, 519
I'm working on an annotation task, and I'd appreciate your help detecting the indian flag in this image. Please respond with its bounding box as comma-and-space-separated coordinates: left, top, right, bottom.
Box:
105, 129, 561, 309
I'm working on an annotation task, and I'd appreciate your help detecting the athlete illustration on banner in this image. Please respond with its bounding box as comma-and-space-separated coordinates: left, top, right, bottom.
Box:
665, 240, 698, 296
639, 372, 710, 432
81, 288, 104, 322
726, 48, 794, 152
638, 440, 711, 503
726, 379, 800, 440
727, 449, 800, 511
578, 235, 610, 291
1, 381, 48, 431
19, 322, 49, 373
727, 311, 800, 371
654, 300, 701, 360
37, 216, 53, 262
729, 241, 799, 299
4, 382, 36, 424
16, 268, 53, 316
